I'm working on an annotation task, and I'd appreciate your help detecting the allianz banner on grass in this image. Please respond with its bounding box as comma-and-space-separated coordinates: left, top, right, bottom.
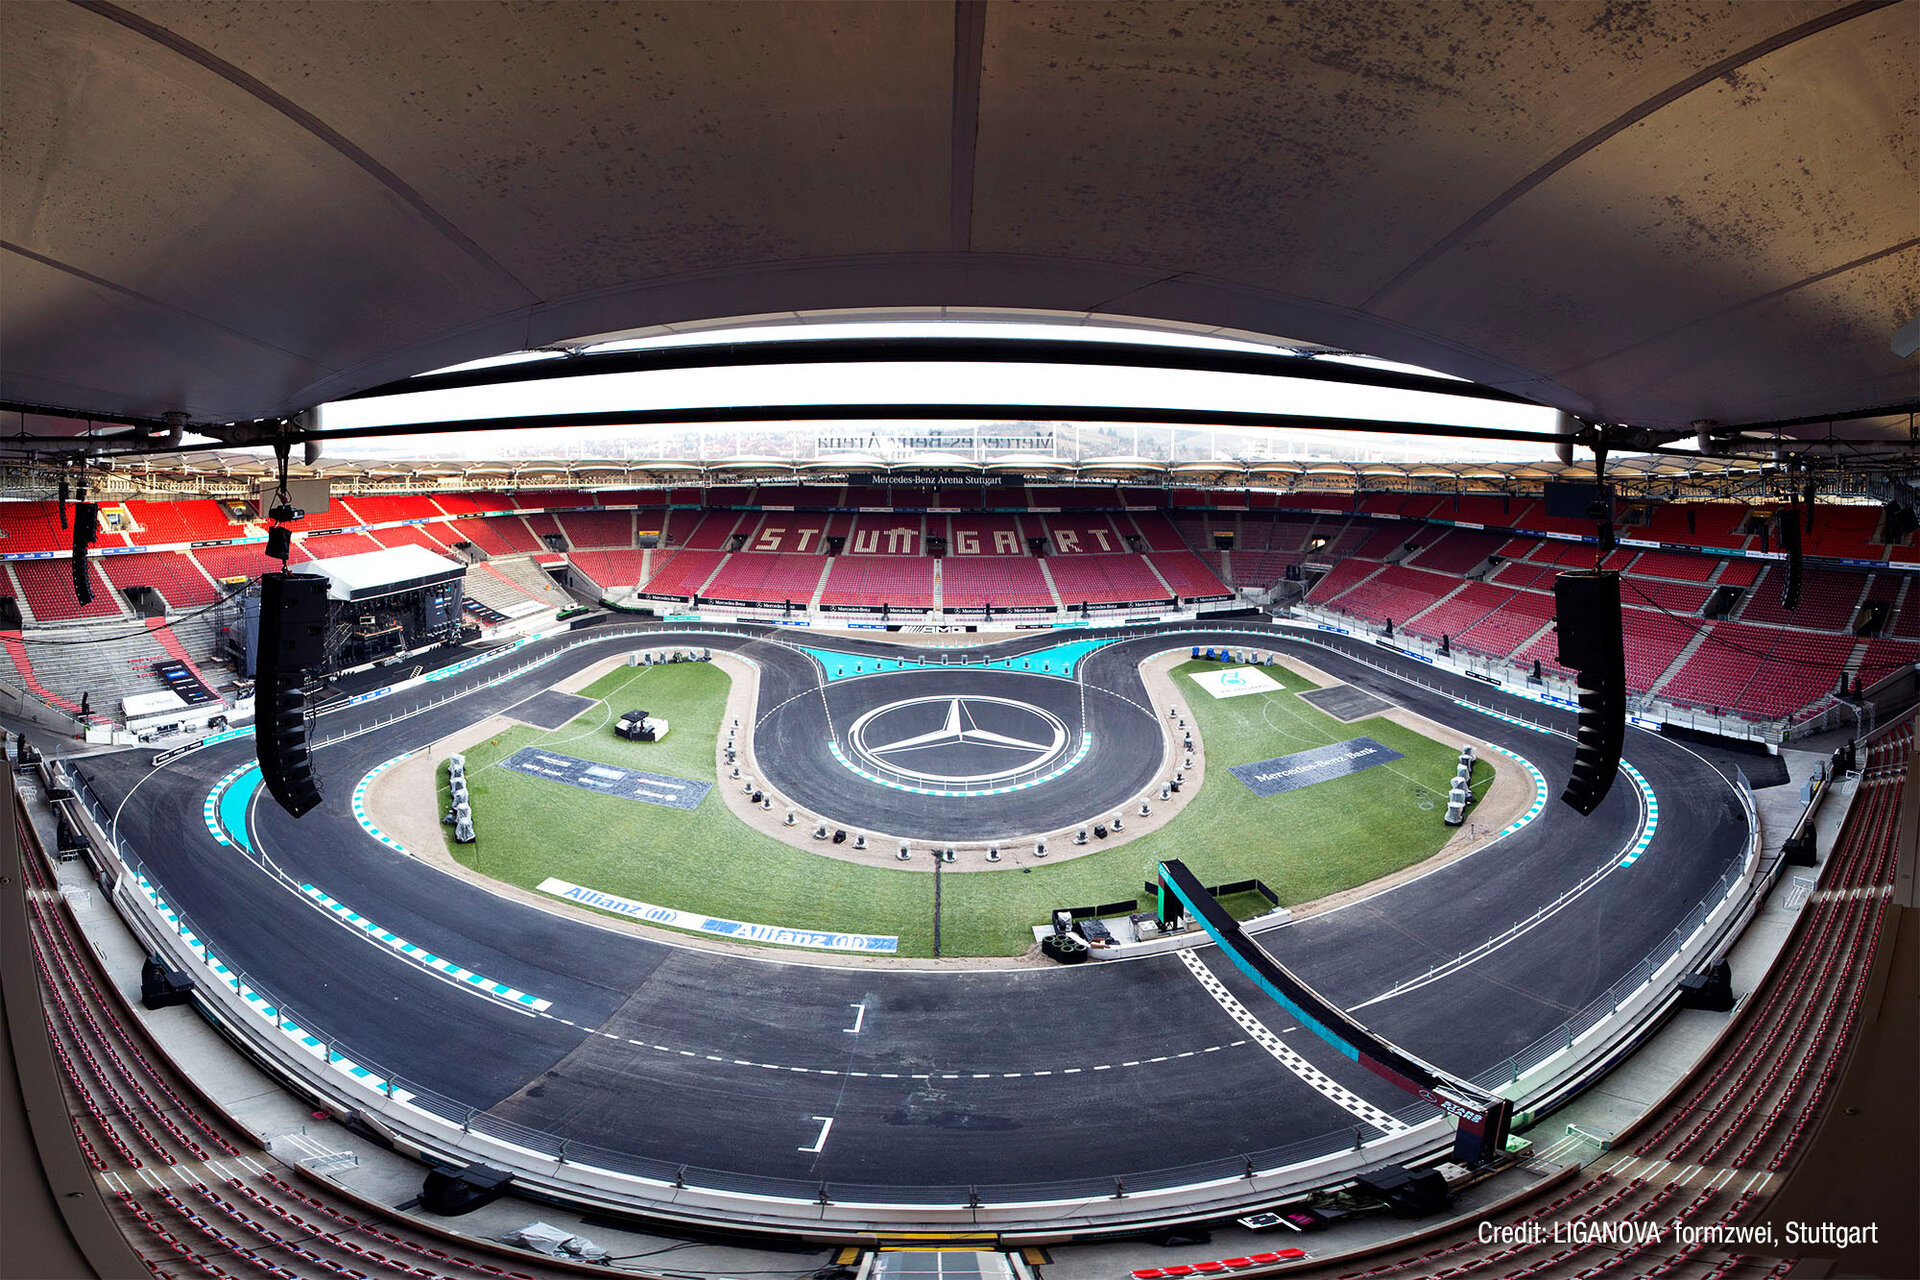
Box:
537, 878, 899, 952
1229, 737, 1405, 797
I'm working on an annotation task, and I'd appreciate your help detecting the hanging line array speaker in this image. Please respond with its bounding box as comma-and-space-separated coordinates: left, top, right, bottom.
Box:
1553, 569, 1625, 817
70, 501, 99, 605
254, 572, 330, 818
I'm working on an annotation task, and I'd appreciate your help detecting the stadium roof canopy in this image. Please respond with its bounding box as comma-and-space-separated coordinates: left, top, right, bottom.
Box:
81, 447, 1804, 504
2, 2, 1914, 463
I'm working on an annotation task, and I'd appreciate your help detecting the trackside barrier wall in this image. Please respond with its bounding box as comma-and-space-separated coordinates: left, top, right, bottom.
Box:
55, 620, 1772, 1232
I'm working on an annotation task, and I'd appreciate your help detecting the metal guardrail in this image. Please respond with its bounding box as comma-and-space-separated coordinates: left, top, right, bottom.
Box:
55, 618, 1769, 1219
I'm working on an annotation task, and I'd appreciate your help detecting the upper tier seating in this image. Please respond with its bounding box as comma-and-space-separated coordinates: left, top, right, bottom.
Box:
122, 499, 243, 544
1405, 528, 1507, 574
1145, 550, 1230, 598
1802, 505, 1882, 560
432, 491, 515, 514
1450, 495, 1533, 526
749, 485, 812, 507
942, 556, 1054, 609
556, 510, 633, 548
1045, 554, 1172, 605
700, 552, 828, 604
338, 494, 444, 524
0, 501, 80, 554
100, 552, 221, 608
681, 511, 747, 549
1126, 512, 1192, 552
818, 556, 935, 609
1302, 520, 1374, 562
511, 488, 592, 510
9, 560, 127, 621
1638, 502, 1749, 549
278, 501, 362, 533
1713, 558, 1764, 587
1353, 525, 1411, 560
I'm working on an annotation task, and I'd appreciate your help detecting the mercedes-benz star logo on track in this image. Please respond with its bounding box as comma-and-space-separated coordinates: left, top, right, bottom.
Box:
846, 696, 1070, 785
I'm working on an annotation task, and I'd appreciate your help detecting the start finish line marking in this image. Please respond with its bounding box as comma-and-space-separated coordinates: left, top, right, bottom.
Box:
538, 877, 899, 953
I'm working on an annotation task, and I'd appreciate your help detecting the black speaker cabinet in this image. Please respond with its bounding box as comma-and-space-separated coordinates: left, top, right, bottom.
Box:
258, 573, 330, 673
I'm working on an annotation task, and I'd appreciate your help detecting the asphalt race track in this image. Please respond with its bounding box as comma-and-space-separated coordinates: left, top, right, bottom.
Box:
77, 621, 1750, 1201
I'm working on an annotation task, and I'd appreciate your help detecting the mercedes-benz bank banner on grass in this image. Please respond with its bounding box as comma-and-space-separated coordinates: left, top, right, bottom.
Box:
1229, 738, 1406, 798
502, 747, 712, 810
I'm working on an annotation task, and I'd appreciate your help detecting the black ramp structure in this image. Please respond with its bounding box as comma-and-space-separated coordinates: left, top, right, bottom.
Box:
1155, 858, 1514, 1166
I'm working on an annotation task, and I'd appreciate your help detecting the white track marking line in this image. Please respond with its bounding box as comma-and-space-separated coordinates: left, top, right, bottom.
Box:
1176, 948, 1406, 1133
845, 1002, 865, 1034
799, 1116, 833, 1153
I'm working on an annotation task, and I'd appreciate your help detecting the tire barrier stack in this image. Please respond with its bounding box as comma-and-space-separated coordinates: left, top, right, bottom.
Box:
628, 648, 715, 666
443, 754, 477, 844
1445, 744, 1476, 827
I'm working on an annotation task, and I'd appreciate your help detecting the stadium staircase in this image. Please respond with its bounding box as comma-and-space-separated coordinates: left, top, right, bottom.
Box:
0, 631, 90, 717
143, 619, 221, 700
1034, 558, 1067, 610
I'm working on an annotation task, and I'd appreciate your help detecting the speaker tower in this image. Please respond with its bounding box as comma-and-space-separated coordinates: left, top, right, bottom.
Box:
255, 573, 330, 818
1553, 570, 1625, 816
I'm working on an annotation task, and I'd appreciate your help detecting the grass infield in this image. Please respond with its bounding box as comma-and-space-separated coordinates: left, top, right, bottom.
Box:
438, 658, 1493, 957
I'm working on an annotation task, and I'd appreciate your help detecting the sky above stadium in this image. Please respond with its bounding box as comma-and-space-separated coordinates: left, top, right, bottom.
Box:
316, 321, 1565, 464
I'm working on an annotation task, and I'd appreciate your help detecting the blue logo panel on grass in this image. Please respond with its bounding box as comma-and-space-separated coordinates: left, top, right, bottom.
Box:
501, 747, 711, 810
1230, 737, 1405, 797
